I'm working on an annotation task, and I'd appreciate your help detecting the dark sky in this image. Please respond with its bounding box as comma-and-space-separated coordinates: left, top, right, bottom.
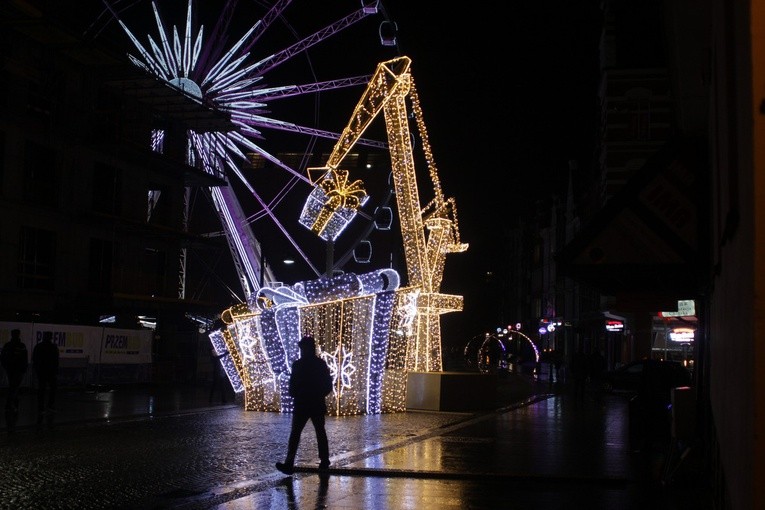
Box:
390, 2, 603, 213
377, 2, 603, 344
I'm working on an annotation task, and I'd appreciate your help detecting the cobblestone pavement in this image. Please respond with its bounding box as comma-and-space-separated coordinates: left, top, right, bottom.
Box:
0, 375, 713, 510
1, 402, 476, 509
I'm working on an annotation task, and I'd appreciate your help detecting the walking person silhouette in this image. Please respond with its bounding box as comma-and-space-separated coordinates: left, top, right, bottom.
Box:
32, 331, 59, 425
276, 335, 334, 475
1, 329, 28, 433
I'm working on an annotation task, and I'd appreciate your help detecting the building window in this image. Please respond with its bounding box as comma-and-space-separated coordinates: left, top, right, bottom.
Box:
92, 162, 122, 215
626, 88, 651, 141
88, 238, 113, 293
18, 226, 56, 290
23, 140, 58, 206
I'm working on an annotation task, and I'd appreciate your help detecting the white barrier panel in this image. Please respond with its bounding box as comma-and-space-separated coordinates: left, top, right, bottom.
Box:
0, 322, 152, 364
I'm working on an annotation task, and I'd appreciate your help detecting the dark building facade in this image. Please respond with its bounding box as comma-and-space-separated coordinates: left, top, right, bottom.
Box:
553, 0, 763, 508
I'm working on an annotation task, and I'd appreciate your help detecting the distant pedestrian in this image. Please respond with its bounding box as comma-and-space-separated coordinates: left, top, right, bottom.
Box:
32, 331, 59, 425
553, 351, 564, 385
276, 335, 333, 475
1, 329, 28, 433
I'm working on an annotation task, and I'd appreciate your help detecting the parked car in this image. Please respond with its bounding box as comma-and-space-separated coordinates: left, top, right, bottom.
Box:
602, 359, 691, 395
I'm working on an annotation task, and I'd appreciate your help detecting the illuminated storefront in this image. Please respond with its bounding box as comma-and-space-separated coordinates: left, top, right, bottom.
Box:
653, 300, 696, 371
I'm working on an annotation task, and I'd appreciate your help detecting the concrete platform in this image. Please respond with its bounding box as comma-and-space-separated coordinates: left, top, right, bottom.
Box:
406, 371, 497, 412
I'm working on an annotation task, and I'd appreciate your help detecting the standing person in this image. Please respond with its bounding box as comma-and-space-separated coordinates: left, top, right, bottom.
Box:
276, 335, 333, 475
32, 331, 59, 425
1, 329, 28, 433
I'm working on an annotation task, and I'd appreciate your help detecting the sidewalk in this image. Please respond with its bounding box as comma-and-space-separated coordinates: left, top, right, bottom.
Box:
0, 375, 712, 509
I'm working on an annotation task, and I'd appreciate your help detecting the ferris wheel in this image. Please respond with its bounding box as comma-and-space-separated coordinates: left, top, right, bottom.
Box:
85, 0, 401, 304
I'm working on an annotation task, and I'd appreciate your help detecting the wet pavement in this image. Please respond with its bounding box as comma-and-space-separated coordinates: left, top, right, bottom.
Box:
0, 375, 712, 509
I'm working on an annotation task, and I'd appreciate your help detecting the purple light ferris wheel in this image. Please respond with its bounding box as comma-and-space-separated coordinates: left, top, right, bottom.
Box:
88, 0, 401, 304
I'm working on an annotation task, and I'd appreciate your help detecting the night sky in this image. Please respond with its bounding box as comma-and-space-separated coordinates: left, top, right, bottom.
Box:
379, 2, 603, 347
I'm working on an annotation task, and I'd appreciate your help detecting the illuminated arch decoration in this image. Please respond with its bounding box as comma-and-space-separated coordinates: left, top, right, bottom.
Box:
477, 334, 506, 373
213, 268, 414, 416
462, 330, 541, 374
505, 330, 541, 364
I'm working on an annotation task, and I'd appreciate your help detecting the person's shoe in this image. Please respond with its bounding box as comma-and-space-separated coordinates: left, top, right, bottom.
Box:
275, 462, 294, 475
318, 461, 330, 471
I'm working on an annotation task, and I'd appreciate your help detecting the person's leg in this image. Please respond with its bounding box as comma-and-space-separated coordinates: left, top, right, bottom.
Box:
43, 376, 57, 425
5, 376, 21, 433
11, 376, 22, 409
6, 376, 19, 409
285, 411, 310, 465
276, 410, 310, 474
311, 412, 329, 468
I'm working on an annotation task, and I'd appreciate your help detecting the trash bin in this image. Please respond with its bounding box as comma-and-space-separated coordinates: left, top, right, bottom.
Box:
670, 386, 695, 441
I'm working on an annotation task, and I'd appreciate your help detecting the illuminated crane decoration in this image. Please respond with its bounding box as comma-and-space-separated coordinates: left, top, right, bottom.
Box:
211, 56, 466, 415
300, 55, 467, 372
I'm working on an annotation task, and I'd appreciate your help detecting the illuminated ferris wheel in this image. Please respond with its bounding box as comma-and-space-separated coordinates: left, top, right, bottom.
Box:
87, 0, 400, 303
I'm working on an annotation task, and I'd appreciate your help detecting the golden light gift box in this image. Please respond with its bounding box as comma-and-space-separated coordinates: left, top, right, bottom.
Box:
214, 269, 419, 416
298, 168, 369, 241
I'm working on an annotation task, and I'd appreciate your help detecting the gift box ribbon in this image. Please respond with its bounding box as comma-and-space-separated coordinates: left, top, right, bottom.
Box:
310, 169, 367, 235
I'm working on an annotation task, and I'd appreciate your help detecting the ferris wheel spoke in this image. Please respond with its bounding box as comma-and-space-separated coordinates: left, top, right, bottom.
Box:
198, 0, 292, 81
245, 175, 304, 225
217, 76, 373, 103
225, 131, 311, 185
216, 134, 318, 238
215, 147, 319, 275
116, 19, 169, 79
88, 0, 142, 39
242, 6, 379, 79
222, 157, 320, 278
231, 116, 387, 150
211, 186, 271, 296
193, 0, 238, 79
